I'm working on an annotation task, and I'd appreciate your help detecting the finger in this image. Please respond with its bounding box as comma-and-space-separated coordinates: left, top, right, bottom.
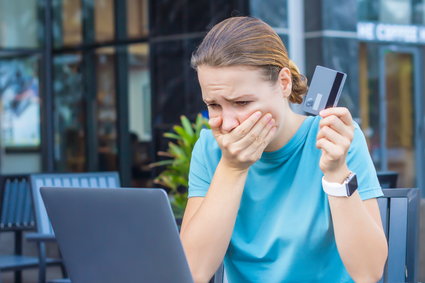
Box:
316, 138, 344, 160
236, 117, 275, 152
230, 111, 263, 139
319, 115, 354, 141
319, 107, 353, 127
239, 123, 277, 161
233, 114, 273, 148
317, 126, 351, 150
251, 124, 277, 156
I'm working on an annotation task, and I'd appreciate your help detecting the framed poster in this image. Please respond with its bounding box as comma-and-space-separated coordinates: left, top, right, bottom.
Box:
0, 56, 41, 150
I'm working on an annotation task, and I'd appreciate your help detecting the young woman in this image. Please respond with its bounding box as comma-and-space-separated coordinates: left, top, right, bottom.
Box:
180, 16, 388, 283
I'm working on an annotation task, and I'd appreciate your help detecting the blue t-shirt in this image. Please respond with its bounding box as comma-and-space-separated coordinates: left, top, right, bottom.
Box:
188, 116, 383, 283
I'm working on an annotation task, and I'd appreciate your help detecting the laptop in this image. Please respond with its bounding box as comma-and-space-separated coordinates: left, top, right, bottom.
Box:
40, 187, 194, 283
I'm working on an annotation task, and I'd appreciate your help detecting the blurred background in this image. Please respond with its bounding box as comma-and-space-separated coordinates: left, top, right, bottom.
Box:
0, 0, 424, 282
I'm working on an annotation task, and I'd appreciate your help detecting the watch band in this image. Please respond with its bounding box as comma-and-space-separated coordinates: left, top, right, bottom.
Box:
322, 172, 357, 197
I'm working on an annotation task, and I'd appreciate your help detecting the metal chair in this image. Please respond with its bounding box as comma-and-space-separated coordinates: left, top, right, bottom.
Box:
377, 188, 420, 283
28, 172, 121, 283
0, 175, 62, 283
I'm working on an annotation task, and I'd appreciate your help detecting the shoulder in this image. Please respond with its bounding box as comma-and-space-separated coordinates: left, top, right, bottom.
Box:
192, 129, 222, 165
195, 129, 220, 152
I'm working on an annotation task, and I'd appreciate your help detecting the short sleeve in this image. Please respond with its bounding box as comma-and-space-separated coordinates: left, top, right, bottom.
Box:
188, 129, 211, 198
347, 123, 383, 200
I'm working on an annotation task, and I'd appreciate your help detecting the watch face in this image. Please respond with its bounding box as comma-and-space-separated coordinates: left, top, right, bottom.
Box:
347, 174, 358, 196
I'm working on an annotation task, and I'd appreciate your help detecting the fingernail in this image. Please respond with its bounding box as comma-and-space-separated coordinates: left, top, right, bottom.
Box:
269, 119, 275, 126
265, 113, 272, 120
255, 111, 262, 118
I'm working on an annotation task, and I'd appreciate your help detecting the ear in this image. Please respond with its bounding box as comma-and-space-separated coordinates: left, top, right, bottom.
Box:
278, 67, 292, 98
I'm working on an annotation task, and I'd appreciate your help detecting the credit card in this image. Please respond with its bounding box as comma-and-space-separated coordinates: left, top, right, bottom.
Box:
302, 65, 347, 116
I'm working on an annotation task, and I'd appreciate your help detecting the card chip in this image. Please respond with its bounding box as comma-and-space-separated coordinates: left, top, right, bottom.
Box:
312, 93, 323, 111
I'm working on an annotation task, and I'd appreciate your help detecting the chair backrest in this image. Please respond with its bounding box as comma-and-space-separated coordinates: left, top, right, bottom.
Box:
30, 172, 120, 235
0, 175, 35, 231
377, 171, 398, 188
378, 188, 420, 283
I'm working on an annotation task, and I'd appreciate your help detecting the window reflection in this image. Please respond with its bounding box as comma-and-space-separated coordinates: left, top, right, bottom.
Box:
96, 48, 117, 171
359, 0, 425, 25
127, 0, 149, 38
95, 0, 114, 42
128, 44, 152, 187
359, 43, 381, 165
0, 0, 39, 48
384, 52, 416, 188
53, 54, 86, 171
53, 0, 82, 47
250, 0, 288, 28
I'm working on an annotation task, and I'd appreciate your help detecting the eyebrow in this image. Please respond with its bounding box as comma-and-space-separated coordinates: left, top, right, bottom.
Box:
203, 94, 255, 104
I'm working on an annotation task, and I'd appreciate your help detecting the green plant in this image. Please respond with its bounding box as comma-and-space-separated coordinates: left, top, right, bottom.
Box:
150, 114, 210, 218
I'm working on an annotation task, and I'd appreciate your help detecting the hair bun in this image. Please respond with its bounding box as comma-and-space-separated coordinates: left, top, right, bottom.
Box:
288, 60, 308, 104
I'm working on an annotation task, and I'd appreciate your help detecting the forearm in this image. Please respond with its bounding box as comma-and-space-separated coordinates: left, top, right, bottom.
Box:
328, 190, 388, 282
180, 159, 248, 283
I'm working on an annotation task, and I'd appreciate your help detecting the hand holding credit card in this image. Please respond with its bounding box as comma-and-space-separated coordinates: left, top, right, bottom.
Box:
302, 66, 347, 116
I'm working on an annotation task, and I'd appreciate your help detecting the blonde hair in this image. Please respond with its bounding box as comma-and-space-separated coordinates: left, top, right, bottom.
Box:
191, 16, 307, 104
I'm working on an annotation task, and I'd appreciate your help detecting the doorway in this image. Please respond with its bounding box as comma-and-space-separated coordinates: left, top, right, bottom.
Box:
378, 46, 424, 193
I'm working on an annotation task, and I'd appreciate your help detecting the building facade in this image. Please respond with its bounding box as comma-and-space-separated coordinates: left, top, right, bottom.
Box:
0, 0, 423, 194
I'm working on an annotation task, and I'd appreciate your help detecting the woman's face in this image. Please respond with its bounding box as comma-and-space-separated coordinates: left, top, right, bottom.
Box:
198, 65, 291, 134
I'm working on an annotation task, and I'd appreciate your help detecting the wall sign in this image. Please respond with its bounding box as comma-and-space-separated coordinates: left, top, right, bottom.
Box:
357, 22, 425, 44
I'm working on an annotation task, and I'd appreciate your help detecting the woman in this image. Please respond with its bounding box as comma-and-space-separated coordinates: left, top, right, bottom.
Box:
180, 17, 387, 283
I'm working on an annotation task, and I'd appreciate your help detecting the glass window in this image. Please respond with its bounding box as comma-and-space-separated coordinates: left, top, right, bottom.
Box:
359, 43, 380, 164
129, 44, 151, 141
379, 0, 412, 24
412, 0, 425, 24
128, 44, 152, 186
384, 51, 416, 188
53, 0, 82, 47
95, 0, 115, 42
322, 37, 360, 118
96, 47, 117, 171
0, 56, 41, 149
128, 0, 149, 38
359, 0, 425, 25
250, 0, 288, 28
323, 0, 357, 31
53, 53, 86, 172
0, 0, 40, 48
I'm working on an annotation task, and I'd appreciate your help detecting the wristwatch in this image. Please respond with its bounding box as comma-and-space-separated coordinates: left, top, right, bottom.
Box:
322, 172, 358, 197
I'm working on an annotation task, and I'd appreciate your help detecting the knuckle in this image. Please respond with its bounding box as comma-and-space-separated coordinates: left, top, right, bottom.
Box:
322, 126, 330, 135
247, 156, 257, 163
238, 154, 248, 163
221, 139, 229, 148
343, 137, 351, 147
239, 128, 248, 136
335, 147, 344, 157
250, 133, 259, 143
228, 146, 239, 156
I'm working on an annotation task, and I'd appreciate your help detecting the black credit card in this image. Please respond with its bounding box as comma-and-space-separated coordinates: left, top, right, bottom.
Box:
302, 65, 347, 116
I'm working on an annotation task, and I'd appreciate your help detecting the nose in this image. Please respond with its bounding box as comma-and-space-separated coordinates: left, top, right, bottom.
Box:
221, 110, 239, 133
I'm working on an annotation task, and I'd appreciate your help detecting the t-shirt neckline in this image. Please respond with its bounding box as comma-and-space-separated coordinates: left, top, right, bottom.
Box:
260, 115, 315, 161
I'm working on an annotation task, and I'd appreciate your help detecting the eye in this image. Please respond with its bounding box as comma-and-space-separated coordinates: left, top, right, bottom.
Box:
235, 101, 250, 106
207, 103, 220, 109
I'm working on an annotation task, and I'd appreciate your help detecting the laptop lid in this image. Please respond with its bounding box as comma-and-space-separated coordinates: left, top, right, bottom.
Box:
40, 187, 194, 283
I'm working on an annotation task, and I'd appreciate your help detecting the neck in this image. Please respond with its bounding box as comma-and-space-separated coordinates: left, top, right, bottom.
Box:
264, 108, 307, 152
